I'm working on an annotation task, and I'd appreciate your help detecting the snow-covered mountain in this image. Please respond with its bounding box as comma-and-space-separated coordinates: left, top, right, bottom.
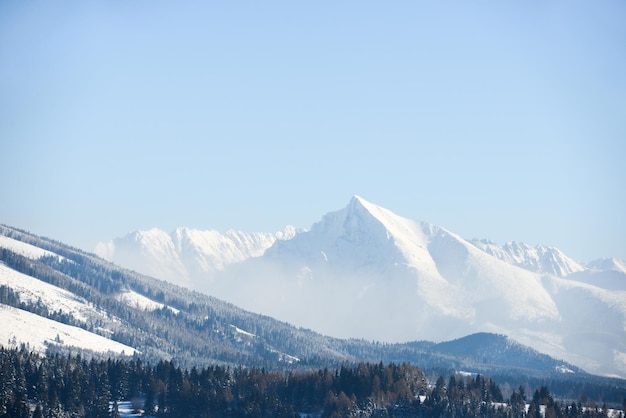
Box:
469, 239, 586, 276
95, 226, 297, 289
587, 257, 626, 274
0, 305, 135, 356
226, 196, 562, 341
96, 196, 626, 377
4, 225, 588, 379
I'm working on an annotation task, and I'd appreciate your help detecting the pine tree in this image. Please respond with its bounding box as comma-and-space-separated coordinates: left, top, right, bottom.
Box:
110, 400, 121, 418
510, 387, 526, 418
32, 404, 44, 418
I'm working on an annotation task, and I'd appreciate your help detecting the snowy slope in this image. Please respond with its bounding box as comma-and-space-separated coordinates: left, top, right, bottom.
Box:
0, 304, 136, 355
95, 228, 189, 286
587, 257, 626, 274
540, 274, 626, 377
95, 226, 296, 289
470, 239, 585, 276
0, 263, 105, 324
116, 289, 180, 314
0, 233, 141, 357
0, 235, 64, 261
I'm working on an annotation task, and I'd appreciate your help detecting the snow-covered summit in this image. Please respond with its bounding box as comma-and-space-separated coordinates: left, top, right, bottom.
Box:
216, 197, 561, 347
95, 225, 296, 289
265, 195, 422, 272
469, 238, 585, 276
587, 257, 626, 274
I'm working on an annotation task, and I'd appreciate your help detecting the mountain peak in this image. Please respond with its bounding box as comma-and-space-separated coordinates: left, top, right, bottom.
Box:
345, 195, 409, 230
350, 194, 371, 205
351, 194, 366, 204
587, 257, 626, 274
347, 195, 378, 214
471, 239, 585, 277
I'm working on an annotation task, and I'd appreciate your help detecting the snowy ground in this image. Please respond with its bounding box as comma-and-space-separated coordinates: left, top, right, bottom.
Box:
0, 235, 63, 260
116, 289, 179, 314
0, 262, 106, 323
110, 401, 146, 418
0, 304, 136, 355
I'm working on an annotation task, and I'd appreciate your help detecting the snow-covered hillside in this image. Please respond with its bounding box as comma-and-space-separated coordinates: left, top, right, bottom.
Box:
0, 263, 105, 324
0, 233, 139, 357
116, 289, 179, 314
0, 235, 64, 261
0, 304, 136, 356
95, 226, 297, 289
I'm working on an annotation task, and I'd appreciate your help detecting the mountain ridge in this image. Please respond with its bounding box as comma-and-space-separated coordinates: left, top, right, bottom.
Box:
96, 225, 297, 289
97, 196, 624, 281
469, 238, 586, 276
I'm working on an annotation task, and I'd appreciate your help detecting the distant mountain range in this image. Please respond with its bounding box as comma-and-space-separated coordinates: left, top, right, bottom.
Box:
95, 225, 298, 290
1, 224, 592, 384
95, 196, 626, 377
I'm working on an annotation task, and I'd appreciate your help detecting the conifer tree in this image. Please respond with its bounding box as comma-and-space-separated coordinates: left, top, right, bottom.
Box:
32, 404, 44, 418
110, 400, 121, 418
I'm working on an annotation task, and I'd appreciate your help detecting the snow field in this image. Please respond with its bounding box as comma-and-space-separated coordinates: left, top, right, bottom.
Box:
0, 263, 105, 323
0, 304, 136, 355
0, 235, 63, 260
116, 289, 180, 314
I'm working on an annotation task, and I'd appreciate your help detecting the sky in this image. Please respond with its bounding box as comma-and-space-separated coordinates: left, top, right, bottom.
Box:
1, 1, 624, 262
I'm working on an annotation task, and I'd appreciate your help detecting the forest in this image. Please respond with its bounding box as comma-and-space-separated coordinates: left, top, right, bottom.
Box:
1, 346, 624, 418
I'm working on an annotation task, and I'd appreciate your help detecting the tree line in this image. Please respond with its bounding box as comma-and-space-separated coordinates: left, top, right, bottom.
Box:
2, 346, 623, 418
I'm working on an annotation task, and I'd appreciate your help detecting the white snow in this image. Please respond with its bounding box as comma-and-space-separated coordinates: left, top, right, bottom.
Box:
0, 240, 137, 356
556, 365, 575, 374
96, 228, 189, 286
268, 348, 300, 364
0, 304, 136, 355
0, 235, 64, 261
587, 257, 626, 274
0, 262, 106, 323
95, 226, 296, 289
110, 401, 143, 418
470, 238, 585, 277
116, 289, 180, 314
230, 324, 256, 338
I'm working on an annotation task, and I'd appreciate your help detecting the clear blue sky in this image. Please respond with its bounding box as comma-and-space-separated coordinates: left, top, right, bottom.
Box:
1, 1, 624, 262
